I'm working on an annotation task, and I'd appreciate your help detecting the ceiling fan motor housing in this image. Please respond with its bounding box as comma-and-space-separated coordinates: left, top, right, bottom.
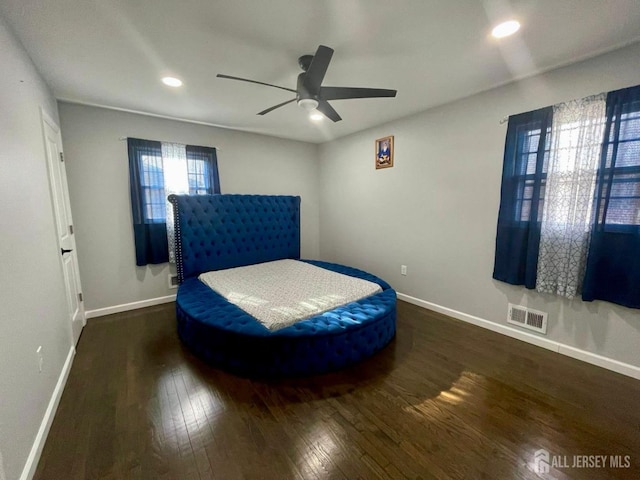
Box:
296, 72, 315, 103
298, 54, 314, 72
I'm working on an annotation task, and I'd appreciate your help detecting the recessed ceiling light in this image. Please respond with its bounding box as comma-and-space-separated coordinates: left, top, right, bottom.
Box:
491, 20, 521, 39
162, 76, 183, 87
310, 112, 324, 121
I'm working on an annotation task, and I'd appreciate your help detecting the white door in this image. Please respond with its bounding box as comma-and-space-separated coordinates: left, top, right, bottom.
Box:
41, 110, 85, 345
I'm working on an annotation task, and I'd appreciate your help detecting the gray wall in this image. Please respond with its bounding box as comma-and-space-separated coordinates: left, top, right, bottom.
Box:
0, 17, 72, 480
58, 103, 320, 311
319, 43, 640, 368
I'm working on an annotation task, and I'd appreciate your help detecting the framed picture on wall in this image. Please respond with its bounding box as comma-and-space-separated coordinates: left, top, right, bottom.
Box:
375, 135, 394, 169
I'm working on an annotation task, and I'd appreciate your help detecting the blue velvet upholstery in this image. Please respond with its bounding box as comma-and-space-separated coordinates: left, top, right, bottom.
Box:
170, 194, 396, 377
177, 260, 396, 376
169, 194, 301, 282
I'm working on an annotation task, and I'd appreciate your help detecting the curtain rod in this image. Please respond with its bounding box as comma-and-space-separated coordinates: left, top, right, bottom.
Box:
118, 137, 221, 151
499, 116, 508, 125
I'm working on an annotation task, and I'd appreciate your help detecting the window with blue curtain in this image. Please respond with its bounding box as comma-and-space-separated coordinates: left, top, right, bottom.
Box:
128, 138, 220, 266
186, 144, 221, 195
128, 138, 168, 266
583, 85, 640, 308
141, 153, 167, 222
493, 107, 552, 288
494, 84, 640, 309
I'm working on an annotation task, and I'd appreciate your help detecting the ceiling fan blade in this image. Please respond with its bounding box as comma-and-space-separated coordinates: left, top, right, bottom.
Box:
302, 45, 334, 95
257, 98, 297, 115
320, 86, 397, 100
316, 100, 342, 122
217, 74, 297, 93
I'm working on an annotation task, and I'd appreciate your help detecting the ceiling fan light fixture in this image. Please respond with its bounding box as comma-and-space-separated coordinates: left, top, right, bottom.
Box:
162, 76, 183, 87
310, 112, 324, 121
298, 98, 319, 111
491, 20, 521, 38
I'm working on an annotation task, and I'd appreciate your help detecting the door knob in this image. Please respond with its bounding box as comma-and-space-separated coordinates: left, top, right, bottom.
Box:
61, 248, 73, 255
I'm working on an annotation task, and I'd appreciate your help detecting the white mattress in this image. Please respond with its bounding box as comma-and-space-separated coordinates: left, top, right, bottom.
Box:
198, 259, 382, 331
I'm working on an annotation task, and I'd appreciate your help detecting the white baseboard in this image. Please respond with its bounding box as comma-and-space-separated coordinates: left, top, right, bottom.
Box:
20, 345, 76, 480
397, 292, 640, 381
557, 344, 640, 380
84, 294, 176, 319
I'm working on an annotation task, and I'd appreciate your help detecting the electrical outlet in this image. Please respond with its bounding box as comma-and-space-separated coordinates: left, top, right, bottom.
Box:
36, 346, 43, 373
401, 265, 407, 276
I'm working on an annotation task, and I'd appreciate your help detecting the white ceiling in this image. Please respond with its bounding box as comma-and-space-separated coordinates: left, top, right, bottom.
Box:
2, 0, 640, 143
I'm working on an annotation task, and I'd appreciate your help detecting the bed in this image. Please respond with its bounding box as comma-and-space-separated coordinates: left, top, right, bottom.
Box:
169, 193, 397, 377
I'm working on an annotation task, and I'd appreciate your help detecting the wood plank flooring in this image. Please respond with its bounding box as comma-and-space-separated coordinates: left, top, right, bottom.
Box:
34, 301, 640, 479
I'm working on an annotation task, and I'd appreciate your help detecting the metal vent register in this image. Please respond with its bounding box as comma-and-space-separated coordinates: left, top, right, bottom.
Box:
507, 304, 548, 334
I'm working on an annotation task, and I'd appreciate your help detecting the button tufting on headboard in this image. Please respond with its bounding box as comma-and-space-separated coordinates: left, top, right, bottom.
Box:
169, 194, 301, 283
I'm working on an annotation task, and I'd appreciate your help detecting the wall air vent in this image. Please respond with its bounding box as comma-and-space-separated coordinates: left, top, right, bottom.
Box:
507, 303, 548, 334
168, 274, 179, 289
508, 304, 527, 325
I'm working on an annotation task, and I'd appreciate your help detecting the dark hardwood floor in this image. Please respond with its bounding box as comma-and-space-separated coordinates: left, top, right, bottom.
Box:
34, 301, 640, 479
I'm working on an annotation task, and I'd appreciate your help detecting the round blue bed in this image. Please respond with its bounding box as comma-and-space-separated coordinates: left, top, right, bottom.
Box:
169, 194, 397, 377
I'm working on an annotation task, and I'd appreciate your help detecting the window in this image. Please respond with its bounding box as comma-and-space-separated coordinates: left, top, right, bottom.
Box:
495, 85, 640, 309
595, 101, 640, 228
140, 153, 166, 222
128, 138, 220, 266
187, 158, 209, 195
513, 124, 550, 222
186, 144, 220, 195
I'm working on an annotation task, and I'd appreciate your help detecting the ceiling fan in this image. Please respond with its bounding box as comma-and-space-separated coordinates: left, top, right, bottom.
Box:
217, 45, 397, 122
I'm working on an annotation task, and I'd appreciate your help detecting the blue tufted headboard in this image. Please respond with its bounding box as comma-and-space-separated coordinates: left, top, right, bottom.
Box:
168, 194, 301, 282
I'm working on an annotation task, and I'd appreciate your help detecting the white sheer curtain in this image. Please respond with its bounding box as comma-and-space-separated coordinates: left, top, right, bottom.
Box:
536, 93, 606, 298
161, 142, 189, 263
